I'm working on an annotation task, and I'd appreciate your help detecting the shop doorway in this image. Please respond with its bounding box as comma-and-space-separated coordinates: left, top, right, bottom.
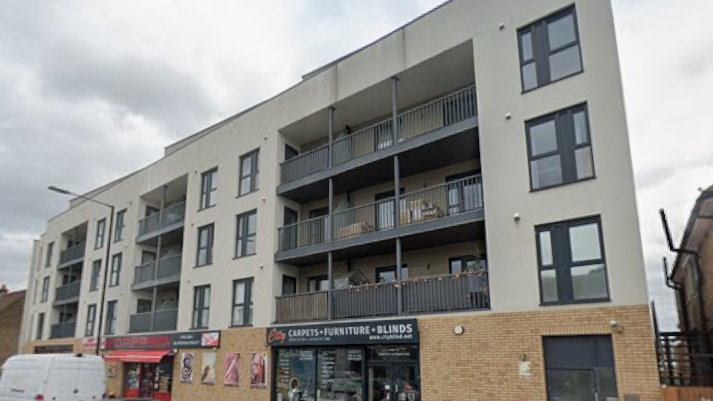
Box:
368, 364, 420, 401
121, 356, 174, 401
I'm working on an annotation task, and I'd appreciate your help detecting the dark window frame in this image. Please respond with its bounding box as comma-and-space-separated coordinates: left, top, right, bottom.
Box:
95, 218, 106, 249
536, 215, 610, 305
526, 103, 595, 191
45, 242, 54, 267
192, 285, 211, 329
90, 260, 101, 291
85, 304, 97, 336
114, 209, 126, 242
41, 277, 49, 303
518, 5, 583, 92
200, 167, 218, 210
308, 275, 329, 292
105, 300, 117, 335
36, 313, 45, 340
231, 278, 254, 327
282, 275, 297, 295
196, 223, 215, 266
238, 149, 260, 196
109, 253, 122, 287
375, 265, 409, 283
235, 210, 257, 258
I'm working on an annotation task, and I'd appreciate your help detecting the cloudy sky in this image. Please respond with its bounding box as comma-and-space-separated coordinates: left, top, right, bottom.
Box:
0, 0, 711, 329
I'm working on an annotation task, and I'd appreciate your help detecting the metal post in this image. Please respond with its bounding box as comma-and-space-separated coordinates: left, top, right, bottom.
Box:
94, 205, 114, 355
391, 76, 399, 144
396, 238, 403, 315
328, 107, 335, 168
328, 178, 334, 242
327, 252, 333, 320
394, 155, 401, 228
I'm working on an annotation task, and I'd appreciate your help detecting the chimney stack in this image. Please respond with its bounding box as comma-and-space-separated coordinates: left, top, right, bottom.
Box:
0, 284, 8, 296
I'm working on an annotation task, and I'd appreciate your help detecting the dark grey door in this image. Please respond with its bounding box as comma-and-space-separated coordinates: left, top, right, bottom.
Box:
544, 336, 618, 401
282, 207, 298, 250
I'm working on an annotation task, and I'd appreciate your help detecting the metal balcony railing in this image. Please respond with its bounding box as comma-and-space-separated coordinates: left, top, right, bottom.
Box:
54, 281, 81, 302
277, 175, 483, 252
129, 309, 178, 333
58, 242, 86, 266
279, 86, 476, 185
50, 321, 76, 339
133, 254, 182, 286
138, 202, 186, 238
275, 272, 489, 324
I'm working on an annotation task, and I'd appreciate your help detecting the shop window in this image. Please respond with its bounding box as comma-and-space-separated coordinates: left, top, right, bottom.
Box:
275, 349, 317, 400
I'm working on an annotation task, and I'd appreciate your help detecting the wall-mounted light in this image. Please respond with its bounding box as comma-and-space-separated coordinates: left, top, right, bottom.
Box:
513, 212, 521, 222
453, 326, 465, 335
610, 320, 623, 333
505, 112, 512, 120
498, 22, 506, 31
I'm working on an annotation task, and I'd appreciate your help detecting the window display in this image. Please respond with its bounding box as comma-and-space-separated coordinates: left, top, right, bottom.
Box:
276, 349, 316, 401
317, 349, 363, 400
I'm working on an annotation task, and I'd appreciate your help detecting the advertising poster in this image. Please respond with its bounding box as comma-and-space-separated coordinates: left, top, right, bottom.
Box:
250, 352, 267, 388
224, 352, 240, 386
180, 352, 194, 383
201, 352, 216, 385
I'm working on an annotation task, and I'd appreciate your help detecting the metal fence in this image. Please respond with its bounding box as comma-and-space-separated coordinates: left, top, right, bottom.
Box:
134, 254, 183, 286
275, 291, 328, 323
50, 321, 76, 339
59, 242, 86, 266
129, 309, 178, 333
275, 272, 489, 324
138, 202, 186, 237
279, 85, 477, 185
278, 215, 329, 252
54, 281, 81, 302
658, 331, 713, 386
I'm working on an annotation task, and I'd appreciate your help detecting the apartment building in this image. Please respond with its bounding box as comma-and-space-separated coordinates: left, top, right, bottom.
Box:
19, 0, 661, 400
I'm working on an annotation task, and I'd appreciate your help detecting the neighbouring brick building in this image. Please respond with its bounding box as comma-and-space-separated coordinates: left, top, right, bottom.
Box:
20, 0, 662, 400
0, 285, 26, 367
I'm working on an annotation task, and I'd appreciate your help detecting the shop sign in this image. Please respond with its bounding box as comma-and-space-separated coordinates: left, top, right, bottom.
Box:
266, 319, 418, 347
34, 345, 74, 354
104, 331, 221, 350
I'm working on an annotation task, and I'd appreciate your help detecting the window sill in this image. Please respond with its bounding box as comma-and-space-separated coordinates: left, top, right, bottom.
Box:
194, 263, 213, 268
229, 324, 253, 329
198, 204, 217, 212
236, 189, 259, 199
190, 326, 209, 331
540, 297, 610, 307
233, 253, 257, 260
530, 175, 596, 193
521, 69, 585, 94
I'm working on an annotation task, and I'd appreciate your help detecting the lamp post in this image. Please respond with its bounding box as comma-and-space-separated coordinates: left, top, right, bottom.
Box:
48, 185, 115, 355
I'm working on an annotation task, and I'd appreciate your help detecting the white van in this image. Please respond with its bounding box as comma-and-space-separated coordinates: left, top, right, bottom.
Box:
0, 354, 106, 401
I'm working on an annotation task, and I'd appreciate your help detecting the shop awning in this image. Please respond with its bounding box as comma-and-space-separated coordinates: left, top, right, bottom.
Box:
104, 350, 172, 363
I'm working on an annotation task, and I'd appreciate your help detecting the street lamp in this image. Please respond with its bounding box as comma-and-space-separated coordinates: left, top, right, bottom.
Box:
48, 185, 115, 356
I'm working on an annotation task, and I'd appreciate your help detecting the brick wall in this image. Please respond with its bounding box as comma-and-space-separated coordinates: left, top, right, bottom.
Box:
418, 304, 661, 401
0, 297, 24, 366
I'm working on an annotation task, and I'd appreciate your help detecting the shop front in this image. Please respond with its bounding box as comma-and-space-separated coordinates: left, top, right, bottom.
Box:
103, 331, 220, 401
267, 319, 420, 401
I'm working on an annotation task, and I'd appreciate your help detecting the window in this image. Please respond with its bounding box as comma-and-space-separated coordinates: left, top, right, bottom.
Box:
308, 276, 329, 292
235, 210, 257, 257
375, 266, 409, 283
137, 299, 152, 313
36, 313, 45, 340
526, 104, 594, 190
192, 285, 211, 329
282, 275, 297, 296
109, 253, 122, 286
45, 242, 54, 267
32, 279, 38, 304
85, 304, 97, 336
200, 168, 218, 209
544, 336, 618, 401
519, 6, 582, 91
114, 209, 126, 242
196, 224, 214, 266
536, 216, 609, 304
232, 278, 254, 326
95, 218, 106, 249
90, 260, 101, 291
449, 255, 487, 275
239, 149, 259, 196
41, 277, 49, 302
105, 301, 117, 335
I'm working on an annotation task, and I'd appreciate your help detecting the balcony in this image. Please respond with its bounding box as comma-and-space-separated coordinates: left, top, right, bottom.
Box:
50, 321, 76, 339
136, 202, 186, 243
278, 86, 478, 202
276, 174, 484, 265
275, 272, 489, 324
132, 254, 182, 290
54, 281, 81, 305
58, 242, 86, 268
129, 309, 178, 333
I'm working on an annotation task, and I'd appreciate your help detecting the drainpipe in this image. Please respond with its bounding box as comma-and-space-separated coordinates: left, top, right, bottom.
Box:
662, 257, 689, 332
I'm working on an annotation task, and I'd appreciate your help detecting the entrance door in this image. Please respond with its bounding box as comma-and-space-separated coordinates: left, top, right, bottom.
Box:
544, 336, 618, 401
368, 364, 420, 401
282, 207, 298, 250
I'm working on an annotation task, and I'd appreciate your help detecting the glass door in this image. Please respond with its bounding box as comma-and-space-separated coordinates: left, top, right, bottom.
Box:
368, 364, 420, 401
